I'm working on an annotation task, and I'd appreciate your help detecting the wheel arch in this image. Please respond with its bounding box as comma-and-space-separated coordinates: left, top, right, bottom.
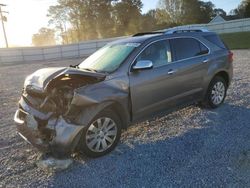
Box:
213, 71, 230, 88
76, 100, 130, 130
202, 70, 229, 100
104, 101, 131, 129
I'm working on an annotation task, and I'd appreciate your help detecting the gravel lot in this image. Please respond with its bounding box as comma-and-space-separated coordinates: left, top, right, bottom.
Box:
0, 50, 250, 187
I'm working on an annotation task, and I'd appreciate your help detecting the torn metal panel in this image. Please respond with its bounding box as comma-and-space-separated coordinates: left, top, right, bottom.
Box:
15, 109, 49, 152
15, 108, 85, 154
75, 101, 113, 126
24, 66, 106, 92
71, 75, 129, 106
48, 117, 84, 154
19, 97, 53, 120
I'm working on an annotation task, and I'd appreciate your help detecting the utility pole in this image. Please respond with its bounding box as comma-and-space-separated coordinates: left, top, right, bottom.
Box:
0, 3, 8, 48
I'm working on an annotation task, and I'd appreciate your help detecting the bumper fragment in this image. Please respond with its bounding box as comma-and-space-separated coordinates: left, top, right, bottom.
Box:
14, 103, 85, 155
19, 96, 53, 120
14, 109, 49, 151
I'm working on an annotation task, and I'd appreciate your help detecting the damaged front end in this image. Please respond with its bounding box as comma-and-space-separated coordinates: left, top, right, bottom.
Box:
14, 67, 106, 155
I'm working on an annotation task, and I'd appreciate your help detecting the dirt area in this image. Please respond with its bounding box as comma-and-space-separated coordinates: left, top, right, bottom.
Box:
0, 50, 250, 187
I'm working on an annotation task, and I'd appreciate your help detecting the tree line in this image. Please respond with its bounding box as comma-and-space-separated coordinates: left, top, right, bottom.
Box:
32, 0, 250, 46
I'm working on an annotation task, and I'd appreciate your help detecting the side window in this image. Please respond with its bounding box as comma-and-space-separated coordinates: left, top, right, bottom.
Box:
204, 34, 227, 49
137, 40, 172, 67
170, 38, 208, 61
199, 42, 209, 55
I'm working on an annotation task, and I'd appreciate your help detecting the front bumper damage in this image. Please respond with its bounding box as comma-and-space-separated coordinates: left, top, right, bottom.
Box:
14, 66, 130, 156
14, 96, 84, 155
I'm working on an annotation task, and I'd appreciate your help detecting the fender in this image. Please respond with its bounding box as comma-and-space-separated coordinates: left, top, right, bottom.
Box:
70, 76, 131, 128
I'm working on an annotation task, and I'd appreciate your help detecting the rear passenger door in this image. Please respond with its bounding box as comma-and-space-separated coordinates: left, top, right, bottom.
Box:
129, 37, 210, 121
168, 37, 210, 103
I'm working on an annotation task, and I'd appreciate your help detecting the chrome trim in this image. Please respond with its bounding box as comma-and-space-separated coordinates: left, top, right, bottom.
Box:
164, 27, 210, 34
18, 132, 32, 145
129, 36, 211, 73
14, 110, 26, 124
133, 60, 153, 70
167, 70, 176, 75
203, 59, 209, 63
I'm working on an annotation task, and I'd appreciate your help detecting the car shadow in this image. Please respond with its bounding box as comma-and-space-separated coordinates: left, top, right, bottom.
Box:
47, 103, 250, 187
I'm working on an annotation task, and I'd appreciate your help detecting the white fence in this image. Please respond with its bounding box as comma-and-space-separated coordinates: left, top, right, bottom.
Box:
184, 18, 250, 34
1, 18, 250, 64
0, 37, 124, 64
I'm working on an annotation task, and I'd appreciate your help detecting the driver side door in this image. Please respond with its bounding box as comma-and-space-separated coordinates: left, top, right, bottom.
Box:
129, 39, 175, 121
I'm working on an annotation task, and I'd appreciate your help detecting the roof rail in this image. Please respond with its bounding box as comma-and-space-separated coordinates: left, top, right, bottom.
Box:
164, 26, 209, 34
133, 31, 164, 37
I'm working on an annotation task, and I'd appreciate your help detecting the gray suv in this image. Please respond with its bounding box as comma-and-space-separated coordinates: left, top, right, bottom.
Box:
14, 27, 233, 157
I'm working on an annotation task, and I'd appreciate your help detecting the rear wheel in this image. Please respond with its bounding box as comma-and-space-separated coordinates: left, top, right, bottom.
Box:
80, 109, 122, 158
203, 76, 227, 108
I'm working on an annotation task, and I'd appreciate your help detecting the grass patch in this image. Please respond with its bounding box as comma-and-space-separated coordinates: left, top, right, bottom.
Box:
220, 32, 250, 50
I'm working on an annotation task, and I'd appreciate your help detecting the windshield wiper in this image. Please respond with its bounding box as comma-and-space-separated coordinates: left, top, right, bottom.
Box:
70, 65, 97, 72
80, 68, 98, 73
70, 64, 79, 68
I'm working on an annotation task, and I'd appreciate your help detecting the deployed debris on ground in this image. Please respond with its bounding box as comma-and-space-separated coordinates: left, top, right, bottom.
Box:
36, 156, 73, 171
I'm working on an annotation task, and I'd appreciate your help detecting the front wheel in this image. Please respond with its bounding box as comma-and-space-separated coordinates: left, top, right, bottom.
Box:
80, 109, 122, 158
204, 76, 227, 108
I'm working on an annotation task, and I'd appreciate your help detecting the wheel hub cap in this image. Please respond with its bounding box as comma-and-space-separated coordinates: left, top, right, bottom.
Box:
211, 81, 225, 105
86, 117, 117, 152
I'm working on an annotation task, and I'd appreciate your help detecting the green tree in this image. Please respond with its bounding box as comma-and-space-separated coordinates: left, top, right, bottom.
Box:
196, 1, 215, 23
32, 28, 56, 46
47, 4, 69, 44
231, 0, 250, 18
155, 8, 171, 25
140, 10, 158, 32
157, 0, 215, 25
180, 0, 201, 24
157, 0, 182, 24
112, 0, 143, 36
47, 0, 115, 42
213, 8, 227, 17
94, 0, 115, 38
244, 0, 250, 17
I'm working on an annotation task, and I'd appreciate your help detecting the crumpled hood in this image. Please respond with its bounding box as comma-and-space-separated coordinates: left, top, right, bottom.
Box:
24, 67, 106, 91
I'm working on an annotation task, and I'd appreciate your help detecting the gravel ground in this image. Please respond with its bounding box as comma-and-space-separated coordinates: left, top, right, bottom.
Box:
0, 50, 250, 187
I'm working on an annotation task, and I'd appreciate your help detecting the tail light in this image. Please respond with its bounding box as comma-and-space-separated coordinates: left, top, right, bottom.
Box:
228, 51, 233, 63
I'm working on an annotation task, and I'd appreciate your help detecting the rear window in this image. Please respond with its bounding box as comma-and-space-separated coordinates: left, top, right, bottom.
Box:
170, 38, 209, 61
204, 34, 226, 49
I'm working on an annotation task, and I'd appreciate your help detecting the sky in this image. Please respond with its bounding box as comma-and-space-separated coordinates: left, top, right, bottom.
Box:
0, 0, 242, 48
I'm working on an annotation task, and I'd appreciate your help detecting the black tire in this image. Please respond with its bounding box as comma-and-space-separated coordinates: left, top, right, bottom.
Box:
203, 76, 227, 109
80, 109, 122, 158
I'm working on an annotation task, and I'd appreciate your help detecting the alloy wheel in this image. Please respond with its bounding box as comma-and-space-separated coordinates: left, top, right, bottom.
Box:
211, 81, 225, 105
86, 117, 118, 152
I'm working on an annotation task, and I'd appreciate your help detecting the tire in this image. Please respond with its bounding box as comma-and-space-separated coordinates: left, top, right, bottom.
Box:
203, 76, 227, 108
80, 109, 122, 158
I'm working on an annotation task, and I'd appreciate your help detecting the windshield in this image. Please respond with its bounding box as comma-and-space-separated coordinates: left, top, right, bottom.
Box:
79, 43, 139, 73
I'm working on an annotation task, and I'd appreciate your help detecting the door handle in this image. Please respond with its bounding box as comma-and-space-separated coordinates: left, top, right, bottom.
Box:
203, 59, 209, 63
168, 69, 176, 75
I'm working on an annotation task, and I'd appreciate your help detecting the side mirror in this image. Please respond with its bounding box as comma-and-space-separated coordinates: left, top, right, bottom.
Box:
133, 60, 153, 71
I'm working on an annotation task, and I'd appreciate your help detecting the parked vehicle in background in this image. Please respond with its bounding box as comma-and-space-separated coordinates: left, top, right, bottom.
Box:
14, 27, 233, 157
